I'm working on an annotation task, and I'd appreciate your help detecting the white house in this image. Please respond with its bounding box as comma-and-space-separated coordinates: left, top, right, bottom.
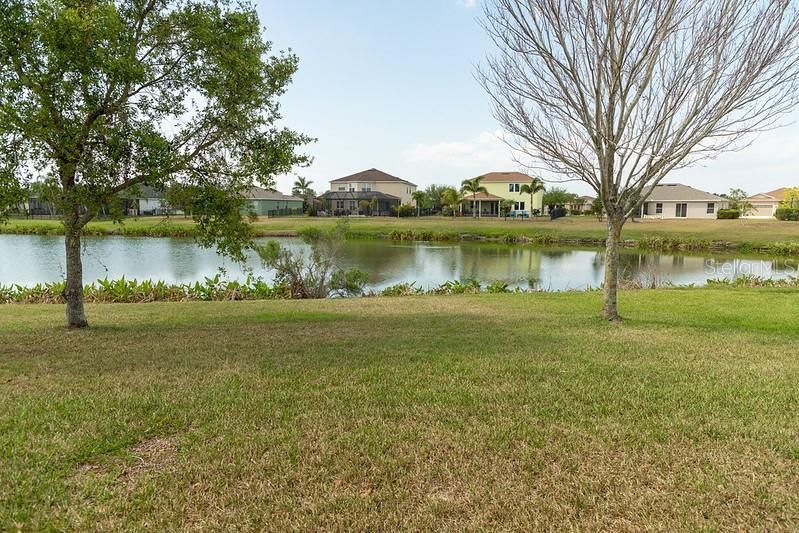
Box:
639, 184, 727, 219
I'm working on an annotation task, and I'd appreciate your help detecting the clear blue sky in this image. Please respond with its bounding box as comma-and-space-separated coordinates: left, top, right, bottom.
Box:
258, 0, 798, 197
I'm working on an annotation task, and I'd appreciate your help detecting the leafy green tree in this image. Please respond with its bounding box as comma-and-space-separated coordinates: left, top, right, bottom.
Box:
460, 177, 487, 218
358, 199, 370, 215
588, 197, 604, 220
727, 188, 753, 216
499, 199, 514, 217
441, 187, 461, 217
542, 187, 576, 210
411, 190, 427, 217
256, 220, 368, 298
780, 187, 799, 209
0, 0, 309, 327
0, 176, 24, 218
423, 184, 448, 213
520, 178, 545, 216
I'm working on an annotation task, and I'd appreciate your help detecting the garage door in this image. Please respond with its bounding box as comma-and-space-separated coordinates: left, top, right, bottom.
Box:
750, 204, 775, 217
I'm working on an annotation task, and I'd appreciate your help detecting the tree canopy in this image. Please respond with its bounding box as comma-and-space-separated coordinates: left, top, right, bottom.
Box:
0, 0, 311, 327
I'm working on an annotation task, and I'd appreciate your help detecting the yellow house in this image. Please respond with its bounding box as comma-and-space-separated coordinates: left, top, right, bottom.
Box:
463, 171, 544, 217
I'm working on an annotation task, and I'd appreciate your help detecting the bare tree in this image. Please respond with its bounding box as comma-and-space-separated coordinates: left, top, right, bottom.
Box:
479, 0, 799, 321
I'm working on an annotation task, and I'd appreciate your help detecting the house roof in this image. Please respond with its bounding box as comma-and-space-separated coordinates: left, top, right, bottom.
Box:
477, 171, 536, 183
330, 168, 416, 186
245, 187, 303, 202
122, 184, 164, 200
643, 183, 725, 202
578, 195, 596, 202
748, 188, 792, 202
460, 191, 505, 201
318, 190, 400, 201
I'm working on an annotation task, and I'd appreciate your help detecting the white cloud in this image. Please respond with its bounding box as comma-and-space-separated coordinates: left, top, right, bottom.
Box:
404, 130, 514, 171
458, 0, 478, 8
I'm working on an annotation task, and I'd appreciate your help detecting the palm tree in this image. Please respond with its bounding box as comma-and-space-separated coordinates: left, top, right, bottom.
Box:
460, 176, 487, 218
520, 178, 545, 217
291, 176, 313, 197
441, 187, 461, 218
411, 190, 427, 217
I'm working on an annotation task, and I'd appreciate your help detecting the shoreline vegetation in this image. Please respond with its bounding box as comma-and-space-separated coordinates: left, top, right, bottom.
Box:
2, 215, 799, 256
3, 290, 799, 529
2, 274, 796, 305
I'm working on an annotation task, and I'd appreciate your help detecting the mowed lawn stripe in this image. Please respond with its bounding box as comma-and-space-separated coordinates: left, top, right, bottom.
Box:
1, 289, 798, 530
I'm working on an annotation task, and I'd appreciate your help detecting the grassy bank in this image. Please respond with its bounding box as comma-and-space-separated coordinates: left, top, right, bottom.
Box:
2, 290, 799, 529
4, 215, 799, 254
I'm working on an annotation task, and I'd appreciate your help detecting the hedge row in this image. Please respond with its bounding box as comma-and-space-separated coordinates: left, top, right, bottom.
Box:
775, 207, 799, 221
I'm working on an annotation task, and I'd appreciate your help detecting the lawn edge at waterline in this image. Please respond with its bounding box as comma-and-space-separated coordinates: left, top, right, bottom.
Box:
3, 217, 799, 256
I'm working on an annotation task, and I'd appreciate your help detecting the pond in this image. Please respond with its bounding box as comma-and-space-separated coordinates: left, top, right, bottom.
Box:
0, 234, 795, 290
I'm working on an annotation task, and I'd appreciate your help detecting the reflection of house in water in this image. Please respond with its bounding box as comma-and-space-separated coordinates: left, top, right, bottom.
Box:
337, 241, 546, 288
452, 245, 544, 284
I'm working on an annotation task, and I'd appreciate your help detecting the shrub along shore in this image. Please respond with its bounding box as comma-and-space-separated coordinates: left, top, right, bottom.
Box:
2, 274, 797, 304
2, 215, 799, 255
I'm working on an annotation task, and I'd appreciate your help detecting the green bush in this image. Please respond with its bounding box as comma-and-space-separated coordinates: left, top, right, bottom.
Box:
775, 207, 799, 221
392, 204, 415, 217
716, 209, 740, 219
0, 276, 290, 304
256, 220, 368, 298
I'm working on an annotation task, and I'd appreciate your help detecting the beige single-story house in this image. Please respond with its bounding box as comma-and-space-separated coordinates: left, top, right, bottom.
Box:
570, 195, 596, 214
639, 184, 727, 219
746, 188, 793, 218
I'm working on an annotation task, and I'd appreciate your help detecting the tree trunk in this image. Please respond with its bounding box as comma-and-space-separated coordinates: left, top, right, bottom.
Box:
64, 226, 88, 328
602, 216, 624, 322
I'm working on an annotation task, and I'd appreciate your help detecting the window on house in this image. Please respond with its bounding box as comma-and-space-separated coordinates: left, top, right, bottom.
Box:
336, 200, 344, 209
337, 185, 345, 191
707, 202, 715, 214
655, 203, 663, 214
508, 183, 520, 193
675, 203, 687, 218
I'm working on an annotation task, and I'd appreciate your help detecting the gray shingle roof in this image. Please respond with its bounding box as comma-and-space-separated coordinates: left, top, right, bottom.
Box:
643, 184, 725, 202
245, 187, 303, 201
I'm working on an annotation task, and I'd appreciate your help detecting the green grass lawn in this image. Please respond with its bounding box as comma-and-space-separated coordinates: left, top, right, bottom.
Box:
5, 215, 799, 250
2, 289, 799, 529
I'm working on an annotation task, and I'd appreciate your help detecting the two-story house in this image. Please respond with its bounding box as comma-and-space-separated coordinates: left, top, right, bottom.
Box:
319, 168, 417, 216
474, 171, 545, 216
